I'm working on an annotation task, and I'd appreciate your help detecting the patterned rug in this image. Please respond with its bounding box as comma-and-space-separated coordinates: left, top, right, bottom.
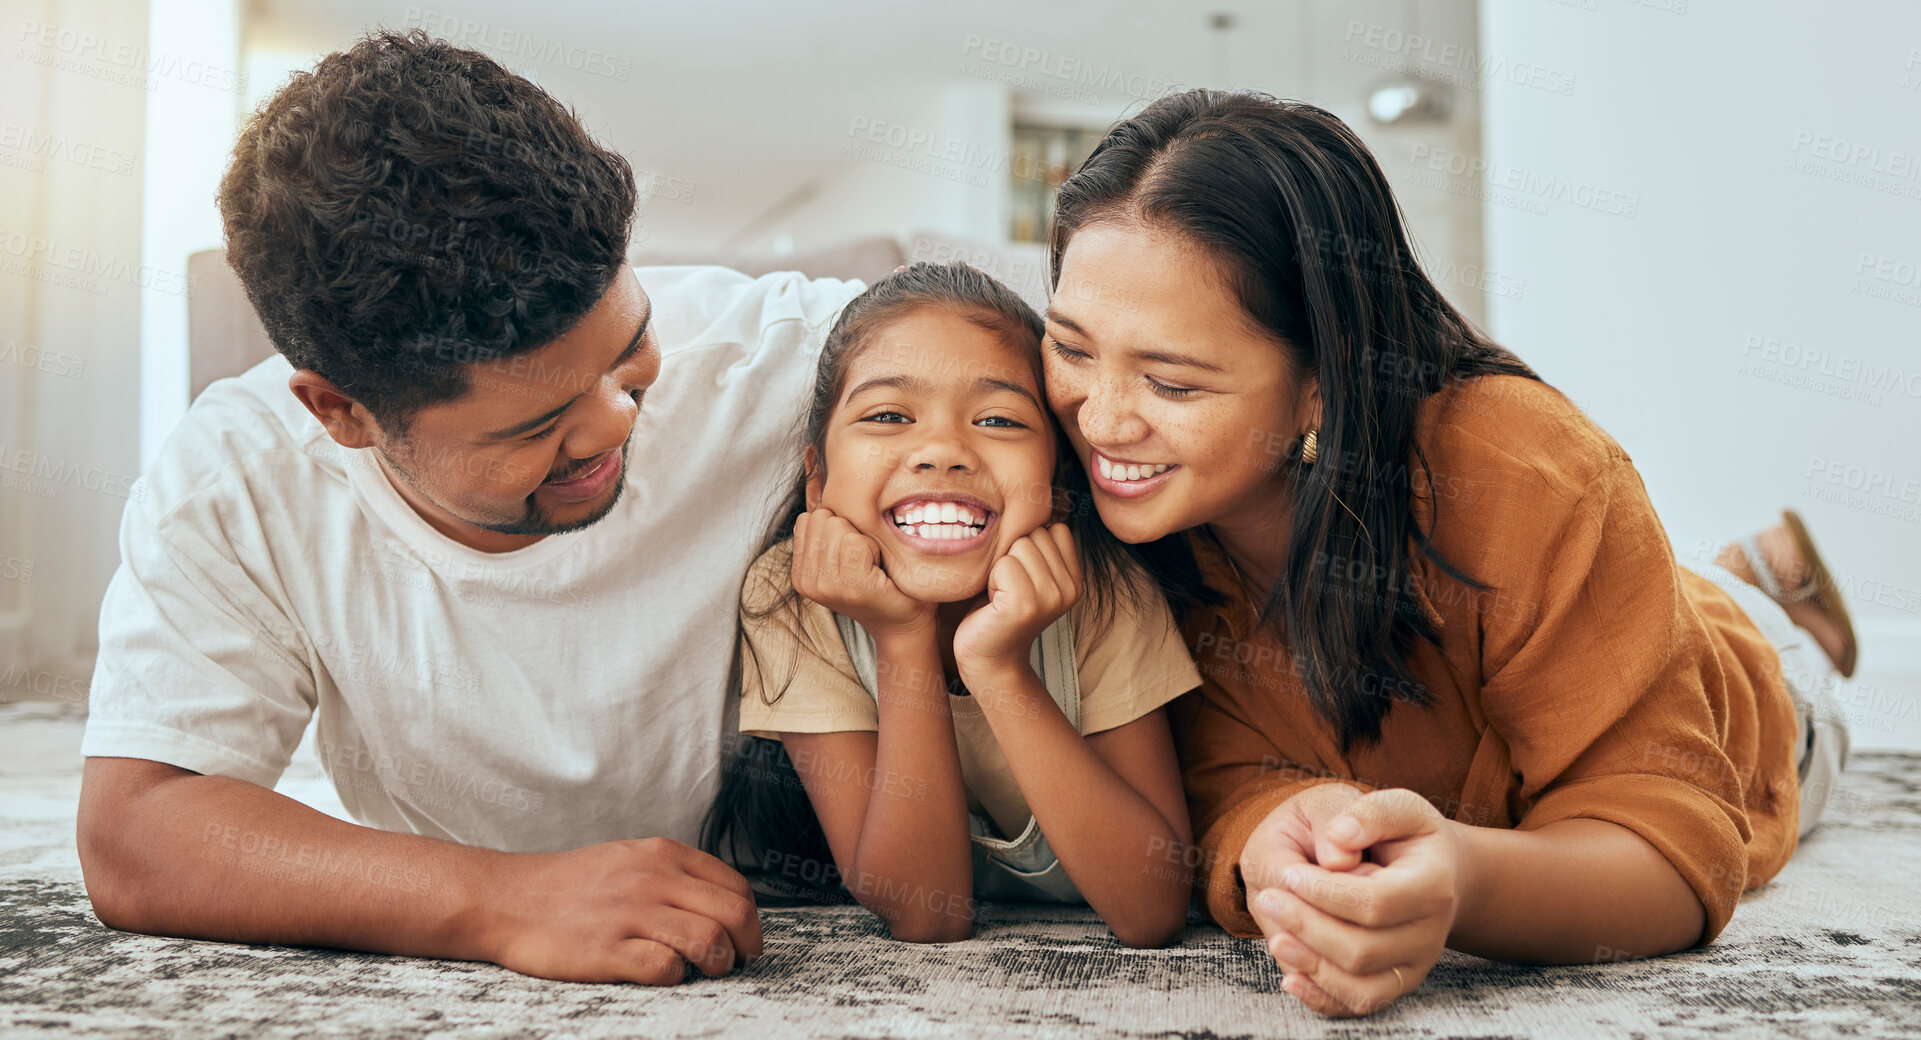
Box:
3, 701, 1918, 1039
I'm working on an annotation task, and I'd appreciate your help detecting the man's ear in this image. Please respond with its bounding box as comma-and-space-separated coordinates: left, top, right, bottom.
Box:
803, 445, 824, 512
288, 370, 385, 450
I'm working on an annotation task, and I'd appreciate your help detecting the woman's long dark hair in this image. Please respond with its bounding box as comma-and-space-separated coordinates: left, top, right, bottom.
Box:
700, 261, 1146, 900
1051, 89, 1541, 752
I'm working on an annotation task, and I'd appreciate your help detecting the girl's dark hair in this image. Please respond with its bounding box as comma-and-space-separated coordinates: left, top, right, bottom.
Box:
700, 262, 1146, 899
1051, 89, 1541, 752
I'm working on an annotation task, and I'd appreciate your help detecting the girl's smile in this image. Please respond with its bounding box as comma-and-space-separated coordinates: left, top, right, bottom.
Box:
885, 493, 999, 554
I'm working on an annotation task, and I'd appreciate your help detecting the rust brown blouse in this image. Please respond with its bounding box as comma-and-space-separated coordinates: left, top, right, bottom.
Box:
1169, 375, 1800, 944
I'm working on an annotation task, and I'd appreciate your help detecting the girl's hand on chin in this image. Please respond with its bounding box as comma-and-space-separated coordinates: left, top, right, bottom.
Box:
791, 508, 933, 638
954, 523, 1083, 687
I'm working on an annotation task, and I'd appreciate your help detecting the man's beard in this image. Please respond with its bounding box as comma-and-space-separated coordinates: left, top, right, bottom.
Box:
381, 432, 631, 538
476, 456, 627, 536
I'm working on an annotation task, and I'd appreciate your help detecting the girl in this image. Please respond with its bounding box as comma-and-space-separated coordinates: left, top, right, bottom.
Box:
704, 262, 1200, 947
1038, 89, 1855, 1015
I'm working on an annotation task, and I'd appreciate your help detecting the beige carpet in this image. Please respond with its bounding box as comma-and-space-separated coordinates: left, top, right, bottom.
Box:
3, 700, 1918, 1039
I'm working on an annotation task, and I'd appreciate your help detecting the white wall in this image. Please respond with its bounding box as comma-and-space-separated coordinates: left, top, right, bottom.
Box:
138, 0, 243, 469
244, 0, 1493, 318
760, 80, 1012, 255
0, 0, 244, 700
757, 0, 1491, 298
1480, 0, 1921, 749
1, 0, 155, 698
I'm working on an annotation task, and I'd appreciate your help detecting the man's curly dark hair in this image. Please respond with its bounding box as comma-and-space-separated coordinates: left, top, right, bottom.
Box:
219, 29, 638, 427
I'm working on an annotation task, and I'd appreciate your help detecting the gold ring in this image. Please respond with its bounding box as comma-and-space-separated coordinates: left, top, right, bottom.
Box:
1390, 965, 1407, 995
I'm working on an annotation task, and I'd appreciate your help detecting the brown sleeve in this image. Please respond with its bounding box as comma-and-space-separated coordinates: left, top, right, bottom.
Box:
1168, 690, 1374, 937
1196, 772, 1376, 937
1472, 455, 1753, 944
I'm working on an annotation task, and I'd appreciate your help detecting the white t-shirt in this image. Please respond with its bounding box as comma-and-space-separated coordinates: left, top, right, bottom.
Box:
83, 266, 862, 854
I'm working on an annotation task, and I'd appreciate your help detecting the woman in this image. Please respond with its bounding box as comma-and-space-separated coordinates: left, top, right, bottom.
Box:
1038, 89, 1855, 1017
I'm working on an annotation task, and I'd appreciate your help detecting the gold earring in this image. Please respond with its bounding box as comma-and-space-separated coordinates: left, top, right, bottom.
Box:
1300, 429, 1319, 465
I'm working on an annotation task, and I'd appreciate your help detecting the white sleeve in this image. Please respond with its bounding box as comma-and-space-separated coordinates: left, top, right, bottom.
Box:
634, 264, 863, 370
82, 495, 317, 788
630, 265, 864, 539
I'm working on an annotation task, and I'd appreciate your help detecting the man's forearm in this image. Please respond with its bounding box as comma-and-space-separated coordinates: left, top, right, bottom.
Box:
1447, 817, 1707, 964
78, 758, 500, 961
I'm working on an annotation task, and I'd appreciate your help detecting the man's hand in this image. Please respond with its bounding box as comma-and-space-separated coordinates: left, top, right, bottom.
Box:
791, 508, 933, 638
1240, 785, 1463, 1017
484, 837, 763, 984
953, 524, 1082, 689
78, 759, 763, 988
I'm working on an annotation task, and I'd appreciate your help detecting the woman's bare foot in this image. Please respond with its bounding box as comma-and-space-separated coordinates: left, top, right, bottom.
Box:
1715, 524, 1853, 676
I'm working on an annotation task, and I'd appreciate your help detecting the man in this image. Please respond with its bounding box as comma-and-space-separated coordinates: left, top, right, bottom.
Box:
75, 30, 859, 985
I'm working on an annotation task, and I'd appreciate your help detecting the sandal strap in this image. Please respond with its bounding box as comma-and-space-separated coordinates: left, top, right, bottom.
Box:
1740, 536, 1820, 605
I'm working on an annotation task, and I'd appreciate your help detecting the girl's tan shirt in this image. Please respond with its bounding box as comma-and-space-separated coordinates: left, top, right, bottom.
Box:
737, 541, 1202, 843
1171, 375, 1801, 945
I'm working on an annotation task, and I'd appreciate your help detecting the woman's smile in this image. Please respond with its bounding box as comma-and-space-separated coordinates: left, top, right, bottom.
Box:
1090, 450, 1180, 499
